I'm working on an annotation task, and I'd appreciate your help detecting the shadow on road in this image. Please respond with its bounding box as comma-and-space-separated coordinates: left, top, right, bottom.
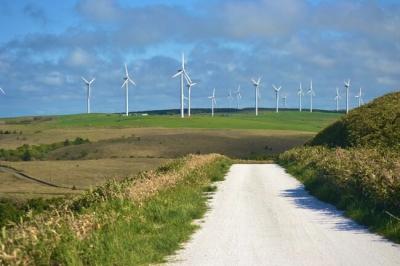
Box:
280, 184, 370, 234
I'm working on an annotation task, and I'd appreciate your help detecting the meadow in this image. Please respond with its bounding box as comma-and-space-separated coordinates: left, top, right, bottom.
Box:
0, 110, 340, 200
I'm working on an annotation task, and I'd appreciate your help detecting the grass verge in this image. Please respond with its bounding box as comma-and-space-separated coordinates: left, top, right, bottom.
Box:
278, 146, 400, 243
0, 154, 231, 265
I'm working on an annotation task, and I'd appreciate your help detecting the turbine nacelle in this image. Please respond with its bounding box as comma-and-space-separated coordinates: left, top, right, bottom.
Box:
121, 64, 136, 88
344, 79, 351, 89
81, 77, 95, 86
251, 78, 261, 87
272, 84, 281, 92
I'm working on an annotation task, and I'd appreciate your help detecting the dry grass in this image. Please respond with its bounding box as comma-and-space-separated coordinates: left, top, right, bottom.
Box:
0, 158, 168, 199
0, 172, 79, 200
0, 154, 227, 265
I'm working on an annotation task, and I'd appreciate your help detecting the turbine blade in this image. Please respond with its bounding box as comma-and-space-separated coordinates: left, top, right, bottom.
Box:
184, 71, 192, 84
125, 64, 129, 77
128, 78, 136, 86
121, 80, 128, 88
90, 78, 95, 84
81, 76, 89, 84
0, 88, 5, 95
172, 70, 183, 78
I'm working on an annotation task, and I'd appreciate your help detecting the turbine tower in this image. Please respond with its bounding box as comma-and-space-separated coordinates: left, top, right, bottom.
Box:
172, 53, 190, 118
298, 82, 304, 112
251, 78, 261, 116
355, 87, 364, 108
81, 77, 95, 114
208, 88, 217, 117
234, 85, 242, 110
344, 79, 351, 114
307, 80, 315, 113
121, 64, 135, 116
272, 84, 281, 113
334, 87, 341, 112
185, 77, 196, 117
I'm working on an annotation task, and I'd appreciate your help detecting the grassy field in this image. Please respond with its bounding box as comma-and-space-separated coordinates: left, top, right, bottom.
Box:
1, 111, 340, 132
0, 158, 169, 199
0, 110, 340, 200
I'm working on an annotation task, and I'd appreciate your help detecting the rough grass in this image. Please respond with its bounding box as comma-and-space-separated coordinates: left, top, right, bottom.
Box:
279, 92, 400, 243
1, 158, 169, 192
278, 146, 400, 243
0, 154, 231, 265
310, 91, 400, 150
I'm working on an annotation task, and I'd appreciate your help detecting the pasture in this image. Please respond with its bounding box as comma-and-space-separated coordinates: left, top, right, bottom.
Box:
0, 110, 341, 199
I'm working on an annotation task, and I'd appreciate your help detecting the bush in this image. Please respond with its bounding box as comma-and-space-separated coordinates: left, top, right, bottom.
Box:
310, 92, 400, 151
0, 137, 90, 161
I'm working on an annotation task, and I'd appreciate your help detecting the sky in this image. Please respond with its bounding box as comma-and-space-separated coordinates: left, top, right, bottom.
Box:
0, 0, 399, 117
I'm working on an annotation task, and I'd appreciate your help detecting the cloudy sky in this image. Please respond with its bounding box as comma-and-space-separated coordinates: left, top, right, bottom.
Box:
0, 0, 399, 117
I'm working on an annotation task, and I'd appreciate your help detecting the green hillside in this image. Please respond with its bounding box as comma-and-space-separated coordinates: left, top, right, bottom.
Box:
310, 92, 400, 150
279, 91, 400, 243
2, 111, 341, 133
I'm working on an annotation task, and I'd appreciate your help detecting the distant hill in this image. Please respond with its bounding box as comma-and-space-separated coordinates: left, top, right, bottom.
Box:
310, 91, 400, 150
133, 108, 339, 116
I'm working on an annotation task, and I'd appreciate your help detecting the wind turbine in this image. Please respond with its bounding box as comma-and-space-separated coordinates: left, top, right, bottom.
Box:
298, 82, 304, 112
355, 87, 364, 107
185, 78, 196, 117
251, 78, 261, 116
272, 84, 282, 113
208, 88, 217, 117
307, 80, 315, 113
234, 85, 242, 110
344, 79, 351, 114
172, 53, 190, 118
81, 77, 95, 114
121, 63, 136, 116
334, 87, 341, 112
282, 94, 287, 108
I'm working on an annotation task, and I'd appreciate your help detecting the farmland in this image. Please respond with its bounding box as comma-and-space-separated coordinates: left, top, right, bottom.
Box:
0, 110, 340, 200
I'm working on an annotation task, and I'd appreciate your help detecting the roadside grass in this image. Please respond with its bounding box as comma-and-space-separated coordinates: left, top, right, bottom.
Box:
0, 154, 231, 265
278, 147, 400, 243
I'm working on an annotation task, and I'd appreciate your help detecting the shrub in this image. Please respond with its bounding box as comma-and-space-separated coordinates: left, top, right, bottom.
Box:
310, 91, 400, 151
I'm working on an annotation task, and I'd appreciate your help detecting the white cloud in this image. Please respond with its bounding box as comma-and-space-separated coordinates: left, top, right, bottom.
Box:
65, 48, 93, 67
41, 71, 64, 86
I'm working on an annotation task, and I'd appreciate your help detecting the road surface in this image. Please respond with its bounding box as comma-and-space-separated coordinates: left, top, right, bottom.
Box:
169, 164, 400, 266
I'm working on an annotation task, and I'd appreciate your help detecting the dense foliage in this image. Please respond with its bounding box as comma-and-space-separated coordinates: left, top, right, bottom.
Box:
0, 137, 89, 161
310, 92, 400, 150
279, 91, 400, 242
278, 147, 400, 242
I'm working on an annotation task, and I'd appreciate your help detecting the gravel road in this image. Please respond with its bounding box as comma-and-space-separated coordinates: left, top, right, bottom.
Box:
169, 164, 400, 266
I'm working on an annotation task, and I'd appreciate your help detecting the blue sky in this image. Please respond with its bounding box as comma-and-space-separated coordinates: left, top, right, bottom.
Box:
0, 0, 399, 117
